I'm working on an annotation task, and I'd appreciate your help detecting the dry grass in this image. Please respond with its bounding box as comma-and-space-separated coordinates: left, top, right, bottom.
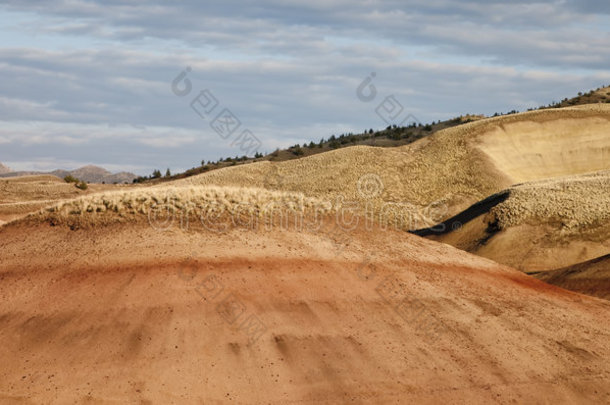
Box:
0, 174, 63, 183
0, 175, 127, 204
6, 105, 610, 232
15, 182, 444, 231
0, 174, 132, 224
174, 131, 505, 219
21, 185, 333, 229
491, 170, 610, 239
176, 104, 610, 221
430, 169, 610, 272
0, 175, 78, 204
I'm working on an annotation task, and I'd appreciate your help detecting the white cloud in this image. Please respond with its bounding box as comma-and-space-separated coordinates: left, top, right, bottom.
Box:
0, 1, 608, 173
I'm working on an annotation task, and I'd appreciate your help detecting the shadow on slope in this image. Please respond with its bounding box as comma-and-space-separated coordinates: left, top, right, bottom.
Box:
530, 254, 610, 300
410, 170, 610, 273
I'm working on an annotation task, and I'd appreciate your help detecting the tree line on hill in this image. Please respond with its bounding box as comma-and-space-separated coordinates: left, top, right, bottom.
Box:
135, 85, 610, 184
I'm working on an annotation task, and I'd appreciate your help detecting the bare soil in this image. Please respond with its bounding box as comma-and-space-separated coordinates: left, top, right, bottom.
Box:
0, 219, 609, 403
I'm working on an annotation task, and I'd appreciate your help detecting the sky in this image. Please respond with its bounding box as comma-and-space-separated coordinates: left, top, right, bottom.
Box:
0, 0, 609, 175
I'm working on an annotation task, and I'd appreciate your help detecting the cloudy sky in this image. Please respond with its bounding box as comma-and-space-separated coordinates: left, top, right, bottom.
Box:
1, 0, 609, 175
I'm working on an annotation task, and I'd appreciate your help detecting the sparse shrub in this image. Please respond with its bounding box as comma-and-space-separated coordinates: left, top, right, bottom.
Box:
65, 174, 87, 190
64, 175, 78, 183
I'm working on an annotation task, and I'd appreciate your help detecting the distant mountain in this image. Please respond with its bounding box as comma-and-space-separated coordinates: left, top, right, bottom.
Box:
0, 164, 137, 184
0, 162, 10, 174
51, 165, 137, 184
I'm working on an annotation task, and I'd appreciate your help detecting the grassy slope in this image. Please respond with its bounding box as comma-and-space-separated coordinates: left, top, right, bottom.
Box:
422, 170, 610, 272
142, 86, 610, 184
173, 104, 610, 224
0, 175, 125, 225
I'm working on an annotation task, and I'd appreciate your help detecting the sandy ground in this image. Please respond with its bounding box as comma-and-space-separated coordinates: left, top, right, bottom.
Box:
1, 218, 609, 404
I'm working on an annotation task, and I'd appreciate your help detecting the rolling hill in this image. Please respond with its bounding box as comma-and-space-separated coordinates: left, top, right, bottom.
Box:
0, 165, 137, 184
413, 170, 610, 272
1, 88, 610, 403
0, 175, 129, 226
173, 104, 610, 229
1, 189, 609, 403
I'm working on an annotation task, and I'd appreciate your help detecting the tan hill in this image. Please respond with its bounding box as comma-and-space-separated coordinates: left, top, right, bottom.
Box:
154, 114, 486, 183
0, 165, 137, 184
413, 170, 610, 272
174, 104, 610, 227
148, 86, 608, 185
532, 254, 610, 300
1, 186, 610, 403
0, 162, 10, 174
0, 175, 128, 226
151, 85, 608, 185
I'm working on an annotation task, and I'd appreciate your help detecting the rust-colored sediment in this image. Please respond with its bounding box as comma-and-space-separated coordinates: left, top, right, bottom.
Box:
0, 221, 609, 403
